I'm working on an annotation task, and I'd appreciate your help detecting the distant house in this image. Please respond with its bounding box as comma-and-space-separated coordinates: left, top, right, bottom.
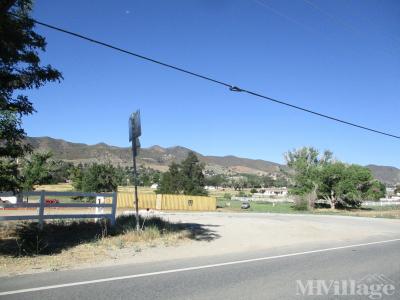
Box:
150, 183, 159, 189
380, 196, 400, 201
205, 186, 216, 191
386, 187, 395, 195
386, 187, 400, 198
253, 187, 288, 198
262, 187, 288, 197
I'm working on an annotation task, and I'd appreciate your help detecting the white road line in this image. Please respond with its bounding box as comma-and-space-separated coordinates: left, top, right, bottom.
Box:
1, 238, 400, 296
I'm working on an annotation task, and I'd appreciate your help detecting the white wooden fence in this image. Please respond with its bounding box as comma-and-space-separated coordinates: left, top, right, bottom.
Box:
362, 201, 400, 207
231, 196, 294, 203
0, 191, 117, 228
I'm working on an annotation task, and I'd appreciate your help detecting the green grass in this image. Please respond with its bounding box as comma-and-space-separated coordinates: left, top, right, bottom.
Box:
216, 199, 400, 219
217, 199, 300, 213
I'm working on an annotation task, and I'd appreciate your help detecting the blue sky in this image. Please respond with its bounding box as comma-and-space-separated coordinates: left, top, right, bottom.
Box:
23, 0, 399, 167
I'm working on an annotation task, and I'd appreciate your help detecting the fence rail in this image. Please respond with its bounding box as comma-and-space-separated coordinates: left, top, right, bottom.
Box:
0, 191, 117, 228
362, 201, 400, 207
231, 196, 293, 203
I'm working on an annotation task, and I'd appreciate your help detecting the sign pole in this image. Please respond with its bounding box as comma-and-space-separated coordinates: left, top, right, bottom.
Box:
132, 138, 140, 231
129, 110, 141, 232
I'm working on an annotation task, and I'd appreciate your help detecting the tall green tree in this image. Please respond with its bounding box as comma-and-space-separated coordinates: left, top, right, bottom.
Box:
363, 180, 386, 201
180, 152, 207, 195
20, 152, 53, 191
0, 0, 62, 192
231, 176, 248, 191
286, 147, 385, 209
49, 160, 74, 183
285, 147, 332, 196
262, 175, 275, 188
70, 164, 83, 191
157, 152, 207, 196
318, 163, 384, 208
78, 163, 123, 193
205, 174, 226, 188
157, 162, 183, 194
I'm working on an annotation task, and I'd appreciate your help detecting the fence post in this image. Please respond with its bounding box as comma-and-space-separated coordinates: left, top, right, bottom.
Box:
38, 190, 45, 230
110, 192, 117, 226
95, 196, 105, 222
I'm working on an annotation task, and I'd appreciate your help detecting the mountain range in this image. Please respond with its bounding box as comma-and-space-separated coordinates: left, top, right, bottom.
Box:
26, 137, 400, 185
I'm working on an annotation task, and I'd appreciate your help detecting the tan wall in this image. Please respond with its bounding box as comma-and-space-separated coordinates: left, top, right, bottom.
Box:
114, 186, 216, 211
116, 187, 157, 209
161, 194, 216, 211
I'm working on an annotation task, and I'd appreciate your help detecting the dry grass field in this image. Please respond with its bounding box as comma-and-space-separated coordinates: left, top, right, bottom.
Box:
33, 183, 75, 192
313, 207, 400, 219
0, 216, 191, 276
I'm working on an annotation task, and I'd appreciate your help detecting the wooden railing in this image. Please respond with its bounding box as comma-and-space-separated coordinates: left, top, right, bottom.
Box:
0, 191, 117, 228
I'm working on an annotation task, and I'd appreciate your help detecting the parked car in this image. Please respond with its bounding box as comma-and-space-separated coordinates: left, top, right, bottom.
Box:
241, 202, 250, 209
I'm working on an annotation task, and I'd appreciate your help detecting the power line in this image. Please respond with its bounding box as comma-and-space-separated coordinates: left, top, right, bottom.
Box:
8, 12, 400, 140
254, 0, 317, 35
302, 0, 399, 57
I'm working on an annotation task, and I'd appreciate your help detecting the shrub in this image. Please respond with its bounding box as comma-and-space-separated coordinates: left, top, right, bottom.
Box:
237, 191, 247, 197
292, 195, 308, 211
223, 193, 231, 200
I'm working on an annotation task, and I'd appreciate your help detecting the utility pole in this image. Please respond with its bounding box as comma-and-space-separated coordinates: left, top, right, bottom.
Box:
129, 110, 141, 231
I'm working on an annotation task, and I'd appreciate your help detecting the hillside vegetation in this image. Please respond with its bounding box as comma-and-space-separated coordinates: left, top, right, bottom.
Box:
26, 137, 400, 185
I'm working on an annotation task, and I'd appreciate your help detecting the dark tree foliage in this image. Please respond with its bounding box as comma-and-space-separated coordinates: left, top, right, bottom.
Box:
0, 158, 19, 191
72, 163, 124, 193
124, 166, 161, 186
19, 151, 74, 190
49, 160, 74, 183
180, 152, 207, 195
286, 147, 386, 209
157, 152, 207, 196
157, 162, 183, 194
395, 185, 400, 195
204, 174, 226, 188
0, 0, 62, 191
20, 151, 53, 191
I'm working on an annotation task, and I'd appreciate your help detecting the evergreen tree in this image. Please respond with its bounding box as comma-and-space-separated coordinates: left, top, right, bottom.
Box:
0, 0, 62, 191
180, 152, 207, 195
157, 152, 207, 196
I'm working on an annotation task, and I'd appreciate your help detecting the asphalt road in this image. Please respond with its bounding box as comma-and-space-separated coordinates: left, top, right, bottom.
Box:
1, 237, 399, 300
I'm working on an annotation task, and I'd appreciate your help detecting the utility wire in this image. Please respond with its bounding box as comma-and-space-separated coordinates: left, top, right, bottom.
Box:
302, 0, 399, 57
8, 12, 400, 140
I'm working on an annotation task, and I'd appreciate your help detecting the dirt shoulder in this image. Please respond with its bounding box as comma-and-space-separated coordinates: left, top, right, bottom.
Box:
1, 212, 400, 277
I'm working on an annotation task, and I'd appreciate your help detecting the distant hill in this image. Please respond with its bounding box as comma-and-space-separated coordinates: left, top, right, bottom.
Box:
26, 137, 400, 184
366, 165, 400, 186
26, 137, 282, 175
